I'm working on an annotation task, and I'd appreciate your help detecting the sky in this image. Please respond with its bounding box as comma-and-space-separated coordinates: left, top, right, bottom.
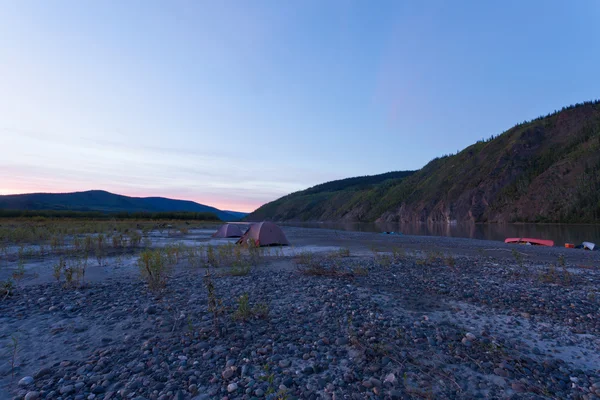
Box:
1, 1, 599, 212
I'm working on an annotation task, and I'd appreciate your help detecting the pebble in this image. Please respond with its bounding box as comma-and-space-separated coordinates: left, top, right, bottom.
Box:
60, 385, 75, 395
1, 245, 599, 400
18, 376, 34, 386
227, 383, 238, 393
24, 392, 40, 400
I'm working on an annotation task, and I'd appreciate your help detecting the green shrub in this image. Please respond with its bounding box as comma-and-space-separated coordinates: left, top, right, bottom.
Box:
138, 249, 169, 291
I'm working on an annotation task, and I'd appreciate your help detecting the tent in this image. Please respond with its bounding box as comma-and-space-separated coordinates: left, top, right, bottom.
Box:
236, 222, 289, 246
212, 224, 244, 238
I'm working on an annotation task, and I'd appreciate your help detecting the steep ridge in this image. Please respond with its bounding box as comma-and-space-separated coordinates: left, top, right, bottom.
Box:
249, 100, 600, 223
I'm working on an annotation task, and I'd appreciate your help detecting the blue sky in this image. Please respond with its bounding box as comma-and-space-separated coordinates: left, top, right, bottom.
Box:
1, 0, 599, 212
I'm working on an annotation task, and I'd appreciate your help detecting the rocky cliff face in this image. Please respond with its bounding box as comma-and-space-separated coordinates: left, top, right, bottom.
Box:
249, 101, 600, 223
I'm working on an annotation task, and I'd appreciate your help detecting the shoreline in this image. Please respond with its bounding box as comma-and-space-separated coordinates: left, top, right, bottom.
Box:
1, 226, 599, 399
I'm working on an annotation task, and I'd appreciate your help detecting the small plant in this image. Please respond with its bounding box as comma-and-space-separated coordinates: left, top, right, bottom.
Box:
204, 268, 224, 335
112, 234, 123, 249
511, 249, 528, 276
247, 240, 263, 265
206, 245, 217, 266
233, 293, 252, 321
512, 249, 523, 266
13, 247, 26, 280
446, 255, 456, 270
38, 243, 47, 256
1, 279, 14, 300
142, 235, 152, 249
230, 262, 251, 276
84, 235, 94, 254
539, 264, 572, 285
391, 246, 405, 262
63, 265, 75, 287
53, 257, 66, 282
351, 266, 369, 276
129, 231, 142, 247
95, 234, 106, 266
10, 335, 18, 383
253, 302, 269, 319
338, 247, 350, 257
50, 234, 64, 253
137, 249, 169, 291
375, 253, 392, 269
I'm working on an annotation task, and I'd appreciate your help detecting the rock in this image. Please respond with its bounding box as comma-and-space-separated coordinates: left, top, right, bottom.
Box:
222, 368, 234, 380
512, 382, 526, 393
19, 376, 34, 386
60, 385, 74, 395
144, 305, 157, 314
384, 373, 397, 385
465, 332, 476, 341
278, 360, 291, 368
33, 368, 51, 379
92, 386, 105, 394
302, 366, 314, 375
227, 383, 238, 393
24, 392, 40, 400
255, 388, 264, 396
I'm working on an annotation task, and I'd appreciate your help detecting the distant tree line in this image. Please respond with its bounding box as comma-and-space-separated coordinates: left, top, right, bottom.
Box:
0, 210, 221, 221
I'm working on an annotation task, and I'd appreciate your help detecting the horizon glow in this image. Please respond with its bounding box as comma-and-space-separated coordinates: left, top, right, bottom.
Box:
1, 1, 599, 213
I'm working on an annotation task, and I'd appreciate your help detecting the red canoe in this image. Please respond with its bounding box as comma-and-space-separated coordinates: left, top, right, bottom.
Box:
505, 237, 554, 247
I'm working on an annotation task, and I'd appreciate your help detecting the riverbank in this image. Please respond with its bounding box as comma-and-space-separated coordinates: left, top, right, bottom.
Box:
1, 227, 599, 399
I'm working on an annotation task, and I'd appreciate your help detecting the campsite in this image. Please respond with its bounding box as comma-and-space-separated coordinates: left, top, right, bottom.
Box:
2, 219, 600, 400
3, 1, 600, 399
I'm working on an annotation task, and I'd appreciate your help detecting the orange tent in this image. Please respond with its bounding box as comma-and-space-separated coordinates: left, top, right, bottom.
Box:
212, 224, 243, 238
236, 222, 289, 246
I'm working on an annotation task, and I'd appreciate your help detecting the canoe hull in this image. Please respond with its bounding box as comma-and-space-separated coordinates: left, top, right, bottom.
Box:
505, 238, 554, 247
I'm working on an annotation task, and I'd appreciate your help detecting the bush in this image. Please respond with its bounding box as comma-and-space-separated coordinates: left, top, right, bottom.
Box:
138, 249, 169, 291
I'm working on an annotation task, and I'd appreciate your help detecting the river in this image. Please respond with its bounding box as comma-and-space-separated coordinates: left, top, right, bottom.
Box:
280, 221, 600, 247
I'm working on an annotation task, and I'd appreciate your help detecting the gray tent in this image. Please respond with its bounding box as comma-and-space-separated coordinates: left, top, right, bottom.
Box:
212, 224, 243, 238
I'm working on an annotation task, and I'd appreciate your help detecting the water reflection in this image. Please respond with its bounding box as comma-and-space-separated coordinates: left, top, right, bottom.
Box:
281, 221, 600, 246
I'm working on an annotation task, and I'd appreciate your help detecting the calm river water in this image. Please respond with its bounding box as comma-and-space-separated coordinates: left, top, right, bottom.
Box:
281, 221, 600, 247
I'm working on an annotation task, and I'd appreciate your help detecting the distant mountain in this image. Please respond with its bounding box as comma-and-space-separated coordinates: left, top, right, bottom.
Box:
248, 100, 600, 223
221, 210, 249, 221
0, 190, 248, 221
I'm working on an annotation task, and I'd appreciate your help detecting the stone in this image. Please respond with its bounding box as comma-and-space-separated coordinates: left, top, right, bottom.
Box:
24, 392, 40, 400
60, 385, 75, 395
384, 373, 397, 385
227, 383, 238, 393
19, 376, 34, 386
222, 368, 234, 380
145, 305, 157, 314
